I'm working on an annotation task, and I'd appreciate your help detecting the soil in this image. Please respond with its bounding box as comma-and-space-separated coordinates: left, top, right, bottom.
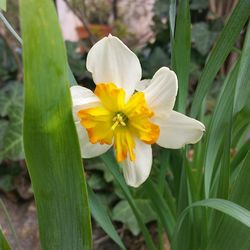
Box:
0, 193, 150, 250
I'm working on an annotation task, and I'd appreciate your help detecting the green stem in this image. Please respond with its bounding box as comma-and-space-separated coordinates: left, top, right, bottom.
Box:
101, 152, 156, 250
157, 220, 164, 250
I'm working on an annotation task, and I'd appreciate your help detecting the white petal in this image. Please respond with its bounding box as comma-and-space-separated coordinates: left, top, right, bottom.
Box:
75, 121, 112, 158
143, 67, 178, 118
135, 79, 151, 92
122, 140, 152, 188
155, 111, 205, 149
86, 34, 142, 98
70, 85, 100, 121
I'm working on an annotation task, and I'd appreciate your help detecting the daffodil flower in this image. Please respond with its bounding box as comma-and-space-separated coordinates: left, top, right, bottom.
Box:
71, 34, 205, 187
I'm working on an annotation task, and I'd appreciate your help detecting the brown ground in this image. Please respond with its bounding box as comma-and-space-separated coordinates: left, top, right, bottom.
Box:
0, 193, 151, 250
0, 195, 40, 250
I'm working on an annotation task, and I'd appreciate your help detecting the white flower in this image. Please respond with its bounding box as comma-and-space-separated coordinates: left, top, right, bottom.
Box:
71, 34, 205, 188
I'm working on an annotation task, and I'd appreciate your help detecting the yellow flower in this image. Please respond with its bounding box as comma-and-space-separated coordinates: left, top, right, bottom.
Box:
71, 34, 205, 187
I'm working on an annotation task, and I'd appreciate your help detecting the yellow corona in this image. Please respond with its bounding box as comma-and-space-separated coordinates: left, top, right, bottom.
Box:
78, 83, 159, 162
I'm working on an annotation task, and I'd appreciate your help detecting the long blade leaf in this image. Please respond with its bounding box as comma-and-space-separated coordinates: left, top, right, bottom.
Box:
169, 0, 176, 39
204, 61, 239, 198
20, 0, 92, 249
88, 185, 125, 249
234, 22, 250, 113
207, 150, 250, 250
173, 0, 191, 113
191, 0, 250, 118
172, 198, 250, 249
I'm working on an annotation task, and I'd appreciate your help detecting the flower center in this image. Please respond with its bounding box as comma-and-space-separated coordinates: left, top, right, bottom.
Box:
77, 83, 160, 162
111, 112, 128, 130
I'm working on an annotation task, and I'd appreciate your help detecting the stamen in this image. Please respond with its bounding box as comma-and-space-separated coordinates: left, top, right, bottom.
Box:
111, 112, 128, 130
120, 121, 126, 126
111, 120, 120, 130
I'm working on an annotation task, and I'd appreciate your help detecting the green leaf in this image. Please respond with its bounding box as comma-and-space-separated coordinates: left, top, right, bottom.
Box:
0, 83, 24, 163
216, 123, 231, 199
207, 150, 250, 250
20, 0, 92, 249
204, 61, 239, 198
172, 198, 250, 249
0, 0, 6, 11
88, 186, 125, 250
0, 226, 11, 250
112, 199, 156, 236
143, 180, 176, 240
101, 151, 156, 250
191, 0, 250, 118
234, 22, 250, 113
169, 0, 176, 39
173, 0, 191, 113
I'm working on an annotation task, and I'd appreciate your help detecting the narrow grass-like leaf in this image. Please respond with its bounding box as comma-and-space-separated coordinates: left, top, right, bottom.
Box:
157, 150, 176, 217
177, 161, 189, 215
169, 0, 176, 39
172, 198, 250, 249
207, 121, 233, 241
215, 78, 235, 199
207, 21, 250, 200
144, 180, 176, 240
157, 149, 170, 193
21, 0, 92, 249
157, 221, 164, 250
174, 163, 192, 250
234, 22, 250, 114
216, 124, 231, 199
87, 185, 125, 250
204, 61, 239, 198
207, 150, 250, 250
191, 0, 250, 118
173, 0, 191, 113
101, 151, 156, 250
0, 226, 11, 250
169, 149, 183, 201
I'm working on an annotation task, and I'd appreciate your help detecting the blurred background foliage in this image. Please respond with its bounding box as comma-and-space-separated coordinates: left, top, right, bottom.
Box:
0, 0, 249, 249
